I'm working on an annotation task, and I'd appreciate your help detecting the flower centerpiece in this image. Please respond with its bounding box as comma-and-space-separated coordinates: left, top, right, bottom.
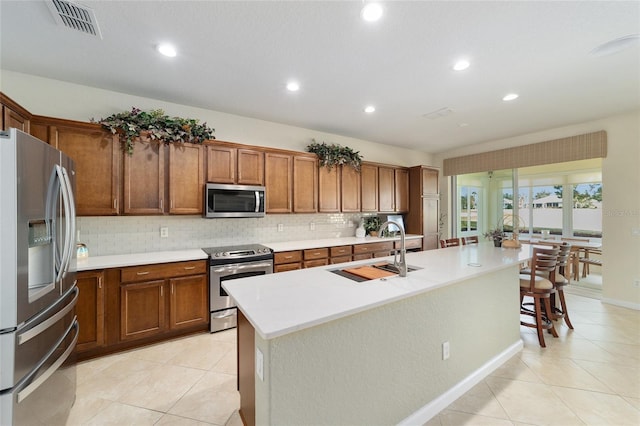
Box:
483, 228, 505, 247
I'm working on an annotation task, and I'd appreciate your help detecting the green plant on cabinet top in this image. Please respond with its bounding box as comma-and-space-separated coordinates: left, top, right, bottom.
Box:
96, 107, 215, 154
307, 139, 362, 171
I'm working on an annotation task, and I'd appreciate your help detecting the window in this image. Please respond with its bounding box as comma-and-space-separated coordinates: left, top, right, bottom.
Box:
572, 182, 602, 238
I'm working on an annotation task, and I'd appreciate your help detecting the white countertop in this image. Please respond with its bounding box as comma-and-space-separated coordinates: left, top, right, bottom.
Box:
264, 234, 423, 252
75, 249, 208, 271
224, 242, 533, 340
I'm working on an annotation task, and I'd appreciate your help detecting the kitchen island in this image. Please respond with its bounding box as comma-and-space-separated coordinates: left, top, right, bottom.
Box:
223, 243, 532, 426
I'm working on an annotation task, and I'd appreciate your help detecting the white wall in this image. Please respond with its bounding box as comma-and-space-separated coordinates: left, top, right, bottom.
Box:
434, 110, 640, 309
0, 70, 433, 166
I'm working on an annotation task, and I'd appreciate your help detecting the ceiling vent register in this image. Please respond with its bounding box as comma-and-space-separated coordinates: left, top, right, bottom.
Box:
47, 0, 103, 39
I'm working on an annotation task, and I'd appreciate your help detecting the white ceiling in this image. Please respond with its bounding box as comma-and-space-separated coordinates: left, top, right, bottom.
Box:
1, 1, 639, 154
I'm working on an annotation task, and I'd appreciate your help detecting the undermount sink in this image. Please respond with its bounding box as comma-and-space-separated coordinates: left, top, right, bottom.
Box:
330, 262, 422, 282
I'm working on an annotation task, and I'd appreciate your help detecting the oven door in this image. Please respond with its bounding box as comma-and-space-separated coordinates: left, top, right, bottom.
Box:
209, 261, 273, 312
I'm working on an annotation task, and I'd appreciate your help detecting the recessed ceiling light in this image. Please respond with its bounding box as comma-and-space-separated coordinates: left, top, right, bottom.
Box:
590, 34, 640, 57
157, 43, 177, 57
361, 2, 383, 22
458, 123, 469, 128
453, 60, 470, 71
364, 106, 376, 113
503, 93, 519, 101
286, 81, 300, 92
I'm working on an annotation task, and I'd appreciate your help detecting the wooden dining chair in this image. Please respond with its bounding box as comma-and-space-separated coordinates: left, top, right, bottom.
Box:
520, 246, 559, 347
551, 242, 574, 329
462, 235, 479, 245
439, 238, 461, 248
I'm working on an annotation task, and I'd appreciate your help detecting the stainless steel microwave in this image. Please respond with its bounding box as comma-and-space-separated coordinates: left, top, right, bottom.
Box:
204, 183, 266, 218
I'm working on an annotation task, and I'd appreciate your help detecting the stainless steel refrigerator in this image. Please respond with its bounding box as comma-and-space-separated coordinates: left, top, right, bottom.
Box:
0, 128, 79, 425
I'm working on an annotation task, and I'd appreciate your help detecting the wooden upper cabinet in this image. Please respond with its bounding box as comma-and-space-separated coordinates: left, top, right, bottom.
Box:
169, 143, 204, 214
360, 163, 378, 212
319, 166, 340, 212
1, 93, 31, 133
44, 118, 120, 216
206, 144, 264, 185
378, 166, 395, 212
422, 167, 439, 195
394, 168, 409, 212
265, 152, 292, 213
293, 155, 318, 213
238, 148, 264, 185
341, 165, 361, 212
124, 139, 164, 214
206, 145, 236, 184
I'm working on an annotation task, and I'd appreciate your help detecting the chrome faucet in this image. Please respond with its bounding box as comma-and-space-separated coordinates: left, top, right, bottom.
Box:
379, 220, 407, 277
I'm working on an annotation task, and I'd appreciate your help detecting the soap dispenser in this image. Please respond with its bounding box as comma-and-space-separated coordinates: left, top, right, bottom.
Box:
76, 230, 89, 259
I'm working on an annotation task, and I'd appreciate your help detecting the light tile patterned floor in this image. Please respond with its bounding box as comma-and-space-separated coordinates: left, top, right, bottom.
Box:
68, 291, 639, 425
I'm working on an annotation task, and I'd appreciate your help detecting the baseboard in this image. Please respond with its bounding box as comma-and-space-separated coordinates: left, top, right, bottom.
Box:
601, 297, 640, 311
397, 339, 523, 426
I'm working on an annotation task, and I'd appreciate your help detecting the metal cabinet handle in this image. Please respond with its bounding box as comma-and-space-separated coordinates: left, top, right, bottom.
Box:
285, 255, 293, 259
136, 271, 150, 276
184, 266, 196, 270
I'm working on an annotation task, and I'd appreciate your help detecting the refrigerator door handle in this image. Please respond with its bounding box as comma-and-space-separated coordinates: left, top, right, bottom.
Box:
17, 287, 78, 345
54, 165, 72, 283
60, 166, 76, 275
16, 319, 79, 403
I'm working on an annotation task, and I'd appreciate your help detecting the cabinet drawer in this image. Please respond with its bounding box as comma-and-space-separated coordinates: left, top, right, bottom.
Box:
330, 245, 352, 257
353, 253, 373, 261
274, 250, 303, 264
330, 256, 352, 264
353, 242, 394, 255
303, 248, 328, 260
397, 238, 422, 250
275, 262, 302, 273
121, 260, 206, 283
304, 259, 329, 268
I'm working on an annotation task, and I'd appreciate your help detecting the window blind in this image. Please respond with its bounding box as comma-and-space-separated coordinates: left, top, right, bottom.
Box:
443, 131, 607, 176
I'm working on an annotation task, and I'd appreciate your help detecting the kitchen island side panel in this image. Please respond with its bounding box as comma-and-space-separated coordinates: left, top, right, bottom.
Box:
254, 266, 520, 425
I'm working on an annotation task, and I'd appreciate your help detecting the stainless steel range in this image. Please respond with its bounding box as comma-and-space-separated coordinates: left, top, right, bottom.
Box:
202, 244, 273, 333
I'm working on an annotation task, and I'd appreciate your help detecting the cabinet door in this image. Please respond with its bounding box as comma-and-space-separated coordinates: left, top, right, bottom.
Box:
169, 274, 208, 330
1, 94, 30, 132
2, 106, 30, 132
50, 123, 120, 216
238, 148, 264, 185
423, 196, 440, 250
75, 270, 105, 352
120, 280, 166, 341
360, 163, 378, 212
293, 155, 318, 213
341, 165, 361, 212
206, 145, 236, 183
378, 166, 395, 212
319, 166, 340, 212
124, 139, 164, 214
265, 152, 292, 213
422, 167, 439, 195
394, 168, 409, 212
169, 143, 204, 214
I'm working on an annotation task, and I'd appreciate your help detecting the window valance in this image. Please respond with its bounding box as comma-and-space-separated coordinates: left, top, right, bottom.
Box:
443, 131, 607, 176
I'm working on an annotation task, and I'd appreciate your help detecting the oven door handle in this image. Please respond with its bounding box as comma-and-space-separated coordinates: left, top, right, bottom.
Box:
211, 261, 273, 275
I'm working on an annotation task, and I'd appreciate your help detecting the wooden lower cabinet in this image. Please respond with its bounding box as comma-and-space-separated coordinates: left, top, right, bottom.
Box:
75, 270, 105, 353
120, 280, 166, 341
237, 310, 256, 426
169, 274, 208, 330
274, 250, 302, 272
353, 241, 394, 258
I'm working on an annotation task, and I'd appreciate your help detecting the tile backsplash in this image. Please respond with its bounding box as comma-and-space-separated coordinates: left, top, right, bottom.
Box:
77, 213, 370, 256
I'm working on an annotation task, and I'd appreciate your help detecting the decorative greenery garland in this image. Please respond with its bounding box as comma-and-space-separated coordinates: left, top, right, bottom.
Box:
96, 107, 215, 155
307, 139, 362, 170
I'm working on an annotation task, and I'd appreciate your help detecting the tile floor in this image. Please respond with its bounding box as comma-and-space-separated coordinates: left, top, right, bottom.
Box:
68, 290, 639, 426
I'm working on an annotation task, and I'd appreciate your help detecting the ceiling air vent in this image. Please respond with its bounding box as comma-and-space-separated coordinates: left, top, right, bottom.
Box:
422, 107, 454, 120
46, 0, 103, 39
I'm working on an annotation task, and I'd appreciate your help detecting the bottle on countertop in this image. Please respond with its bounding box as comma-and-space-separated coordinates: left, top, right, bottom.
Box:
355, 219, 366, 238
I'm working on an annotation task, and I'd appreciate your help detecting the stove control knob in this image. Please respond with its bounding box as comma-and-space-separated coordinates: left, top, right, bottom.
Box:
223, 252, 229, 257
